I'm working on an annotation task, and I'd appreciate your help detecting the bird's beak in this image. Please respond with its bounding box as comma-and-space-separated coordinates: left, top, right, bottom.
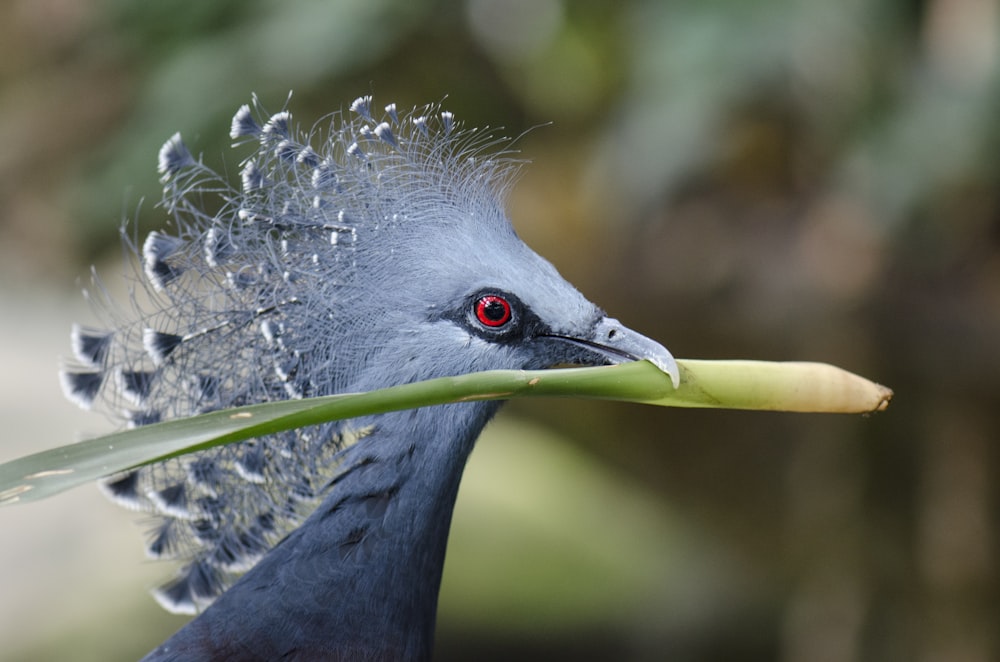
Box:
544, 317, 681, 389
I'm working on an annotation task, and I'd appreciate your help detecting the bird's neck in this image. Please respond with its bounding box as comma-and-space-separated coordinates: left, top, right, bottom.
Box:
314, 402, 498, 648
146, 400, 498, 662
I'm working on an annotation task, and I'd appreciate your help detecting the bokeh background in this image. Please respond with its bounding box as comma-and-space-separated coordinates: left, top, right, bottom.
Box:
1, 0, 998, 660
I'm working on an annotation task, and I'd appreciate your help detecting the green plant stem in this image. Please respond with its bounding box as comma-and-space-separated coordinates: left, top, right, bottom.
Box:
0, 359, 891, 506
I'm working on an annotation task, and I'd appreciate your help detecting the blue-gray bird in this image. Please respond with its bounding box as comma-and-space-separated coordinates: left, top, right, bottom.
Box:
60, 95, 679, 661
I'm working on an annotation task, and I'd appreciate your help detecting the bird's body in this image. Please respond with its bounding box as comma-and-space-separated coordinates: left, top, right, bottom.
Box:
60, 95, 677, 661
146, 403, 491, 661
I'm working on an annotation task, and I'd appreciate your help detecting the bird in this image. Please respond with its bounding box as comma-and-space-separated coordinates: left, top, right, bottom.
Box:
59, 94, 679, 661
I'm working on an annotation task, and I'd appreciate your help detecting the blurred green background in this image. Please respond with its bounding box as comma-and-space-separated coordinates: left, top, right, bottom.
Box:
1, 0, 997, 660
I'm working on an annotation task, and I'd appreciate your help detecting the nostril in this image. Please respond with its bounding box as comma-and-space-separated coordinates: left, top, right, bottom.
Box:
607, 328, 617, 339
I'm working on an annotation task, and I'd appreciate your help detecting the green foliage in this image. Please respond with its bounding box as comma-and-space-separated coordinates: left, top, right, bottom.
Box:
1, 360, 888, 506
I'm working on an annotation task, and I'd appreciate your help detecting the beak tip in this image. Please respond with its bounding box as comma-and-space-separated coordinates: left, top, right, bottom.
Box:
587, 317, 681, 389
650, 353, 681, 389
560, 317, 680, 388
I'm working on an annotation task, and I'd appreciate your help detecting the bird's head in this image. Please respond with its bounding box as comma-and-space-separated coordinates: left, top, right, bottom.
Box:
349, 208, 679, 388
204, 95, 679, 393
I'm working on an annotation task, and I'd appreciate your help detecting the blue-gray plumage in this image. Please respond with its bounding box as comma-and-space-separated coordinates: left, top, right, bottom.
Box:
60, 95, 679, 661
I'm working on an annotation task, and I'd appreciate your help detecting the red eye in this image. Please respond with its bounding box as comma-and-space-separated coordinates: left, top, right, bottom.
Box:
475, 295, 512, 327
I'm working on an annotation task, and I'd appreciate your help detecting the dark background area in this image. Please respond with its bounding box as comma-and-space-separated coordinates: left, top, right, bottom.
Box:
1, 0, 997, 660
